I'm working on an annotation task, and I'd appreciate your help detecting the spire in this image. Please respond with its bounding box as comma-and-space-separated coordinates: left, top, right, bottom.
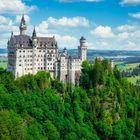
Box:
32, 26, 37, 39
19, 14, 27, 35
10, 31, 14, 39
11, 31, 13, 36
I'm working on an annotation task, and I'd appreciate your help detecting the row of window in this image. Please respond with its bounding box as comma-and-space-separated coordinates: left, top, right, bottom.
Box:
18, 50, 55, 53
19, 63, 54, 66
24, 67, 55, 71
18, 54, 55, 58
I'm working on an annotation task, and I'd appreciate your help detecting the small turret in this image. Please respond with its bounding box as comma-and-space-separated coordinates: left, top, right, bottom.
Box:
32, 27, 37, 39
110, 59, 114, 69
19, 15, 27, 35
63, 47, 68, 56
32, 27, 37, 47
11, 31, 13, 36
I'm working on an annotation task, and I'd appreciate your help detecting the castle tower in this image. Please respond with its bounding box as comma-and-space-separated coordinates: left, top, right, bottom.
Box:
78, 36, 87, 61
19, 15, 27, 35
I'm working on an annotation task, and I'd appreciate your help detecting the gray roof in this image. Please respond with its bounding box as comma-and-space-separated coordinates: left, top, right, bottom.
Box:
11, 35, 57, 49
13, 35, 32, 46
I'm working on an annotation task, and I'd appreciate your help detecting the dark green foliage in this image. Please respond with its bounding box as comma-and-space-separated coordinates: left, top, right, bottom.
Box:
0, 60, 140, 140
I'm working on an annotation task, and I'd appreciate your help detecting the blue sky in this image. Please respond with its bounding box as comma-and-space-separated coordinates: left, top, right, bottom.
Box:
0, 0, 140, 50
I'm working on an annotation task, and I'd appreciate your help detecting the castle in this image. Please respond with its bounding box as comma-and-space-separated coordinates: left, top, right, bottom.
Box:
7, 15, 87, 84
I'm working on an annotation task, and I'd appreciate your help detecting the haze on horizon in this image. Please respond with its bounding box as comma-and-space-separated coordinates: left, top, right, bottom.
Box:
0, 0, 140, 50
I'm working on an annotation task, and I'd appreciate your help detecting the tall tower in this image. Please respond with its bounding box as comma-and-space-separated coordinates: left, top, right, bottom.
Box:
78, 36, 87, 61
19, 15, 27, 35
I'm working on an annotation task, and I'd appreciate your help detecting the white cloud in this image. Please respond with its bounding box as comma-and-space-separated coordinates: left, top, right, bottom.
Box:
100, 41, 108, 47
131, 30, 140, 38
0, 16, 12, 25
118, 32, 129, 40
91, 26, 114, 38
47, 16, 89, 27
0, 0, 36, 14
121, 0, 140, 5
55, 34, 78, 48
15, 15, 30, 23
60, 0, 102, 2
117, 24, 135, 32
36, 21, 49, 34
129, 12, 140, 19
125, 41, 137, 50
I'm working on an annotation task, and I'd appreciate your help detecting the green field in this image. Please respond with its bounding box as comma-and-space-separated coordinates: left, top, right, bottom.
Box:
0, 57, 7, 69
0, 62, 7, 69
115, 61, 140, 85
127, 75, 140, 85
116, 62, 140, 71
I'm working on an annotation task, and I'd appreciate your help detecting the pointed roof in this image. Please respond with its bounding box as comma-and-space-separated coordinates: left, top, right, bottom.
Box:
32, 26, 37, 38
20, 14, 26, 26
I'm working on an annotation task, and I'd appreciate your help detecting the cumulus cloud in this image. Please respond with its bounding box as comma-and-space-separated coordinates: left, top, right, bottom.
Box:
117, 24, 135, 32
0, 15, 19, 48
118, 32, 129, 41
0, 16, 12, 25
91, 26, 114, 38
36, 21, 49, 35
47, 17, 89, 27
0, 0, 36, 14
121, 0, 140, 6
129, 12, 140, 19
55, 34, 78, 48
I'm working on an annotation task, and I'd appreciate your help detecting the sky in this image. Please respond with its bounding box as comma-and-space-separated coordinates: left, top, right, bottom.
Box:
0, 0, 140, 50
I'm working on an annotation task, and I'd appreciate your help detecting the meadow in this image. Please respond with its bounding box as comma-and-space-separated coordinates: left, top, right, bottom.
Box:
0, 57, 7, 69
116, 61, 140, 85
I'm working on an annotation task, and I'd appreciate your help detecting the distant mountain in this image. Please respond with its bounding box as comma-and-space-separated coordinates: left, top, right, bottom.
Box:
1, 48, 140, 62
0, 48, 7, 54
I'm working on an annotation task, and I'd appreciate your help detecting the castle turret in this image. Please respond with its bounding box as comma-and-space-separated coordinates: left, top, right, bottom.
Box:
32, 27, 37, 39
32, 27, 37, 46
19, 15, 27, 35
63, 47, 68, 56
78, 36, 87, 61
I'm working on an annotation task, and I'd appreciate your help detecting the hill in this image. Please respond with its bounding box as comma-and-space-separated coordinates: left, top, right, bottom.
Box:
0, 59, 140, 140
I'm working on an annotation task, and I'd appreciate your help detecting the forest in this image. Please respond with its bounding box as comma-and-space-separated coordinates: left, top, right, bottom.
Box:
0, 58, 140, 140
